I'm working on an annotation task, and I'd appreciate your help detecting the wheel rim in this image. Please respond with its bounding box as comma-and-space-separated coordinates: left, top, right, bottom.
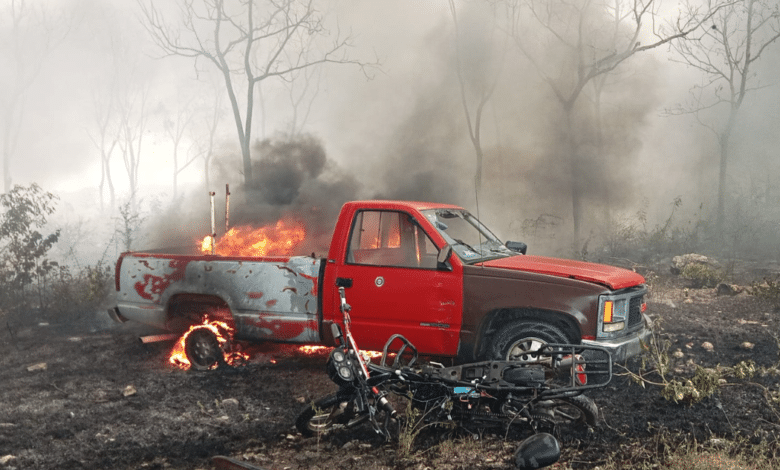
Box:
506, 337, 547, 362
185, 328, 222, 370
306, 402, 368, 434
307, 411, 336, 433
533, 399, 586, 425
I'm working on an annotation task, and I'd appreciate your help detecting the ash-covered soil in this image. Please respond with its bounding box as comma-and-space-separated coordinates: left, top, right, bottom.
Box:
1, 268, 779, 470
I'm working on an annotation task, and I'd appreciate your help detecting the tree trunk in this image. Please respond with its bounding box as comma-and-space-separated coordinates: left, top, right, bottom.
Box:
2, 107, 14, 192
716, 125, 732, 235
564, 108, 583, 248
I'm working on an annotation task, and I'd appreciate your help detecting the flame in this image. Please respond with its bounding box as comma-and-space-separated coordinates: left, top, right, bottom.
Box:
299, 345, 329, 355
201, 235, 214, 253
365, 350, 386, 359
200, 219, 305, 257
169, 318, 249, 370
295, 344, 386, 360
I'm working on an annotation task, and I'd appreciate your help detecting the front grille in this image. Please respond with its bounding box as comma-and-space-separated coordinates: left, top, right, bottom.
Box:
628, 295, 643, 328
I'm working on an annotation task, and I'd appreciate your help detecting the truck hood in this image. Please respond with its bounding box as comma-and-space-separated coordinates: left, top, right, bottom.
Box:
479, 255, 645, 290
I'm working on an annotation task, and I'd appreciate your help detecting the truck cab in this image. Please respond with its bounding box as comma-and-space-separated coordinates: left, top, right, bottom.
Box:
321, 201, 650, 363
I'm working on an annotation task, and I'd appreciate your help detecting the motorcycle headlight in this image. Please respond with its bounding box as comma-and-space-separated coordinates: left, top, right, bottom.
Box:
332, 349, 346, 362
327, 347, 356, 385
338, 365, 353, 381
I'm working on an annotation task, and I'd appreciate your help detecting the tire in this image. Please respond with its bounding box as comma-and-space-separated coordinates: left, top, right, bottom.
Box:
488, 320, 572, 362
184, 327, 224, 371
531, 394, 599, 427
295, 393, 369, 438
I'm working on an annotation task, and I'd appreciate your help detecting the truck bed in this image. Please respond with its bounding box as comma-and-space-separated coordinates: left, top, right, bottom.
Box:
116, 253, 324, 343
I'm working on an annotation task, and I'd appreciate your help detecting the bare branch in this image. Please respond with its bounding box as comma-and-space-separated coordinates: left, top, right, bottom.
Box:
669, 0, 780, 233
137, 0, 374, 186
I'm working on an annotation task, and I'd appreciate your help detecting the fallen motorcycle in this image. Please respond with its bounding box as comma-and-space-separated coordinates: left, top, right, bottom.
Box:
296, 287, 612, 469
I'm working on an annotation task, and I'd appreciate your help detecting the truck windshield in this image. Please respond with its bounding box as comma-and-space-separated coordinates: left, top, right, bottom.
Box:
422, 209, 515, 264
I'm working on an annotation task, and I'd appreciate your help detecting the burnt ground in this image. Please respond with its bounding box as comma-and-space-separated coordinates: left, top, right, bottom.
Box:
1, 267, 780, 470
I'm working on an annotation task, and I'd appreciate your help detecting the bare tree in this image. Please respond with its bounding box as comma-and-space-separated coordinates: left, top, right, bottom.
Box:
87, 87, 120, 211
162, 98, 197, 200
449, 0, 507, 194
0, 0, 69, 192
503, 0, 722, 244
138, 0, 370, 187
283, 64, 322, 138
670, 0, 780, 234
190, 89, 225, 192
86, 4, 147, 213
117, 83, 151, 210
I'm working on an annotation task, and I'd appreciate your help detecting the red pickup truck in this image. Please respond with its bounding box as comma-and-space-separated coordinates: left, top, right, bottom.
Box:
112, 200, 650, 369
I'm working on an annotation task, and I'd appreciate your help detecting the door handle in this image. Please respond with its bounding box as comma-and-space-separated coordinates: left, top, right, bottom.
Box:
335, 277, 353, 288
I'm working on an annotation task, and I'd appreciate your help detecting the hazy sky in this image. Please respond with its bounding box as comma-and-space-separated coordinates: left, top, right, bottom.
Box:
2, 0, 779, 259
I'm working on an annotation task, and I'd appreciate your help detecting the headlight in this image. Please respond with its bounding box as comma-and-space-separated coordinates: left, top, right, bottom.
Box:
327, 347, 356, 385
602, 299, 626, 332
338, 365, 353, 381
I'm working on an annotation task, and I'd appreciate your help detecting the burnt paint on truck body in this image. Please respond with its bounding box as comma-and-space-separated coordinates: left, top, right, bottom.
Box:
459, 264, 609, 362
117, 252, 322, 344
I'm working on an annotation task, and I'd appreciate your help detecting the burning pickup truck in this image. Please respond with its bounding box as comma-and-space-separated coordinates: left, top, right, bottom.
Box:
112, 200, 651, 369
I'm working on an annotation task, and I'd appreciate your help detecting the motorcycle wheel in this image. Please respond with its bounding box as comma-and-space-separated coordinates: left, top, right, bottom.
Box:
296, 393, 369, 438
531, 394, 598, 427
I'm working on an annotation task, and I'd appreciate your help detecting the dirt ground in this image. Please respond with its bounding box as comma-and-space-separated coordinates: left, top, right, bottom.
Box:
1, 264, 779, 470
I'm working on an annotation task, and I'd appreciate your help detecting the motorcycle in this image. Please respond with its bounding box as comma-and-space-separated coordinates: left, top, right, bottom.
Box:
296, 287, 612, 469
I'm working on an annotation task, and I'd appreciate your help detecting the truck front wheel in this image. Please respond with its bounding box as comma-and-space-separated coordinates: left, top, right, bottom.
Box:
489, 321, 571, 362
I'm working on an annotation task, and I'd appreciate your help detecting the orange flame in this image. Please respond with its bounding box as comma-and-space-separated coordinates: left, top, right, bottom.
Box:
295, 344, 386, 360
200, 220, 305, 257
169, 318, 249, 370
298, 345, 329, 355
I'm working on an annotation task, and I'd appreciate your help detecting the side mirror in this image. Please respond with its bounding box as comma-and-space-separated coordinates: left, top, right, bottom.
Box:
437, 244, 453, 271
506, 241, 528, 254
515, 433, 560, 469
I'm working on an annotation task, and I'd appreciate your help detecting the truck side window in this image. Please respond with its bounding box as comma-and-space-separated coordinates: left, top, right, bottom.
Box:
347, 210, 438, 269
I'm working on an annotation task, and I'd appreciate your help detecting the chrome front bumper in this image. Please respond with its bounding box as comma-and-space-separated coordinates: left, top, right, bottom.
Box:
582, 314, 653, 363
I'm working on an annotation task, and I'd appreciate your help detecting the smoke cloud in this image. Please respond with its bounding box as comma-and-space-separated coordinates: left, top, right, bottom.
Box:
1, 0, 778, 262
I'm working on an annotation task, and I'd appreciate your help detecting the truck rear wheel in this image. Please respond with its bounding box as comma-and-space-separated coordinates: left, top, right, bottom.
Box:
185, 327, 224, 370
489, 321, 571, 362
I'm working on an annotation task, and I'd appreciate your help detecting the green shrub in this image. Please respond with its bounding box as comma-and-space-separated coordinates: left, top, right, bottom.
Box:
680, 263, 723, 288
0, 184, 60, 315
46, 262, 114, 318
750, 276, 780, 309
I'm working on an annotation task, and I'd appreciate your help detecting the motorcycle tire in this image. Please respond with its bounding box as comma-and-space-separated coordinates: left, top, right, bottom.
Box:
295, 393, 369, 438
531, 394, 599, 427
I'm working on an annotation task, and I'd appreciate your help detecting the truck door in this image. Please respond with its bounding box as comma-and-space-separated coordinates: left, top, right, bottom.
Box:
332, 209, 462, 356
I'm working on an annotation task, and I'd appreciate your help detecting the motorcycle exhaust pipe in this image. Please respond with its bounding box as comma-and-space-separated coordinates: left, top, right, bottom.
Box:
209, 191, 216, 255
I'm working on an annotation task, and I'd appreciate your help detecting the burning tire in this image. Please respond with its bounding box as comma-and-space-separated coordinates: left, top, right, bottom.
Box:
184, 327, 224, 370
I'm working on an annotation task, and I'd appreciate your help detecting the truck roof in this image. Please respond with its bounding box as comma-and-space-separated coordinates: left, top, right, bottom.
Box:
342, 200, 464, 212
